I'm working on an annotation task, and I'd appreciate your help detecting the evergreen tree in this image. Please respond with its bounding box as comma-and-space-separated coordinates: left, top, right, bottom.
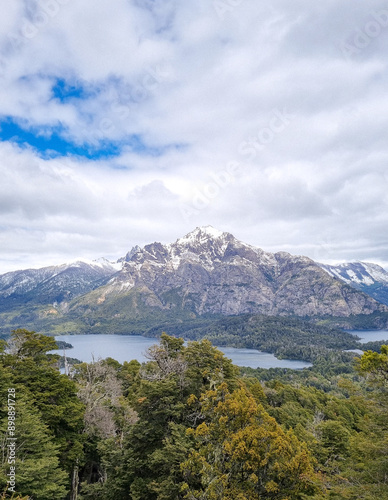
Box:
1, 330, 85, 473
0, 398, 68, 499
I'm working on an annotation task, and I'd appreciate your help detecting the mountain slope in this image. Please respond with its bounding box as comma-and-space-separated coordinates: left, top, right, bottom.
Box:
62, 227, 387, 334
320, 262, 388, 306
1, 227, 387, 335
0, 259, 119, 312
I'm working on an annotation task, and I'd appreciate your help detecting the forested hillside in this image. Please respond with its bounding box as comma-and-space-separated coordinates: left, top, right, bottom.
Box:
1, 329, 387, 499
164, 314, 363, 362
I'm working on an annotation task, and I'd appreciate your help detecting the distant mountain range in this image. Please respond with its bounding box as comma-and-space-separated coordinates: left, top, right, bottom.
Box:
0, 259, 118, 310
319, 261, 388, 307
0, 226, 388, 335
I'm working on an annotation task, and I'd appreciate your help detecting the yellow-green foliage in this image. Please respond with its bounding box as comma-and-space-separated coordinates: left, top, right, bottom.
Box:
182, 383, 321, 499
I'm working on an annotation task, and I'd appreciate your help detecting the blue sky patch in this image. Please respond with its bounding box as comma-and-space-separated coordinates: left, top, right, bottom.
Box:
0, 117, 122, 160
0, 117, 174, 160
51, 77, 92, 102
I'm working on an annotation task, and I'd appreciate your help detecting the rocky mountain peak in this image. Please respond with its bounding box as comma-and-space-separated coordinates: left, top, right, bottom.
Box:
102, 228, 388, 319
176, 226, 227, 245
171, 226, 235, 262
1, 228, 388, 335
118, 227, 236, 273
119, 246, 142, 263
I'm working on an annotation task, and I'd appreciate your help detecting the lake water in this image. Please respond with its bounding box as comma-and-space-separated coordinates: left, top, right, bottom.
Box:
348, 330, 388, 344
54, 334, 312, 370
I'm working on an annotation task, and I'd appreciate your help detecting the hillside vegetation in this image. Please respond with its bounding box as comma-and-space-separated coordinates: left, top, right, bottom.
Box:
0, 329, 388, 499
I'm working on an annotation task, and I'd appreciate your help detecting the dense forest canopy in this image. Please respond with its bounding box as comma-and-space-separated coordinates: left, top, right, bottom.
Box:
0, 329, 387, 499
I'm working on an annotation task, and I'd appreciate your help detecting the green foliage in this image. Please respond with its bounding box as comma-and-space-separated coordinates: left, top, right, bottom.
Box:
318, 346, 388, 499
1, 329, 388, 499
325, 311, 388, 330
184, 338, 239, 394
0, 329, 86, 499
181, 384, 321, 499
0, 489, 30, 499
1, 332, 85, 472
73, 335, 240, 499
7, 328, 58, 359
241, 348, 361, 395
356, 345, 388, 385
0, 399, 68, 499
178, 314, 362, 362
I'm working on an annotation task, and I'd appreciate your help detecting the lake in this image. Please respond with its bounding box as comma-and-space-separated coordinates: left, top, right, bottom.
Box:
54, 334, 312, 370
348, 329, 388, 344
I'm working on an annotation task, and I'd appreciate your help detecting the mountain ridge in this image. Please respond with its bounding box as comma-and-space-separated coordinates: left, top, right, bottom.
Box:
0, 226, 387, 335
319, 261, 388, 306
65, 227, 387, 326
0, 259, 119, 311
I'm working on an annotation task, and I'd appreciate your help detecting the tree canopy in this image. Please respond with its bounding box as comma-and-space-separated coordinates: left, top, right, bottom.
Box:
0, 330, 387, 499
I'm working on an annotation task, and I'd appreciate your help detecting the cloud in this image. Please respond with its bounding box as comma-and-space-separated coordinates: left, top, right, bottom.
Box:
0, 0, 388, 272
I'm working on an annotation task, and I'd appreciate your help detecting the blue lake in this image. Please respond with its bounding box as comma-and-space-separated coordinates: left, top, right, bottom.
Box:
348, 329, 388, 344
54, 334, 312, 370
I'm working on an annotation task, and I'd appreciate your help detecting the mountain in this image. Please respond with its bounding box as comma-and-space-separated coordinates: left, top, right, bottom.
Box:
1, 226, 387, 335
319, 262, 388, 306
54, 226, 387, 335
0, 259, 119, 312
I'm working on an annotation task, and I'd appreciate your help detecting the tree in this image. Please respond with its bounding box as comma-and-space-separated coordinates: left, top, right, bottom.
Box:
0, 489, 30, 499
74, 358, 138, 499
84, 335, 239, 499
0, 398, 68, 499
6, 329, 58, 360
184, 339, 239, 395
356, 345, 388, 386
338, 345, 388, 498
0, 329, 85, 499
181, 384, 321, 499
75, 359, 123, 439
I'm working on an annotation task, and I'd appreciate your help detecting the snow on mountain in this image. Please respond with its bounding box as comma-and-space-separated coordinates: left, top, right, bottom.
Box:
1, 227, 388, 327
61, 258, 121, 271
176, 225, 225, 245
115, 226, 273, 279
319, 261, 388, 306
94, 227, 387, 318
0, 258, 119, 307
118, 246, 142, 263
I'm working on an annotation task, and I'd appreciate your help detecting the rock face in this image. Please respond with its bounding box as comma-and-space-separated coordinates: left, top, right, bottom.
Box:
0, 259, 118, 311
1, 227, 387, 336
89, 226, 386, 318
320, 262, 388, 306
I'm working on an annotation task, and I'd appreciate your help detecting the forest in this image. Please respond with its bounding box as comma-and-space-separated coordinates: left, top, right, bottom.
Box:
0, 329, 387, 500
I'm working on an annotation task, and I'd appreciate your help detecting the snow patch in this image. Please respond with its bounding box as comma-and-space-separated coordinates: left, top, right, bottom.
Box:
320, 261, 388, 286
177, 226, 225, 245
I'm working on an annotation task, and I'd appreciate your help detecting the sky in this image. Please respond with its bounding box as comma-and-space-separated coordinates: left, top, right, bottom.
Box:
1, 0, 388, 273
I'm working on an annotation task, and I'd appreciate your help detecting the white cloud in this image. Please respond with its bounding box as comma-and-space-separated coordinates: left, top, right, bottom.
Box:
0, 0, 388, 272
